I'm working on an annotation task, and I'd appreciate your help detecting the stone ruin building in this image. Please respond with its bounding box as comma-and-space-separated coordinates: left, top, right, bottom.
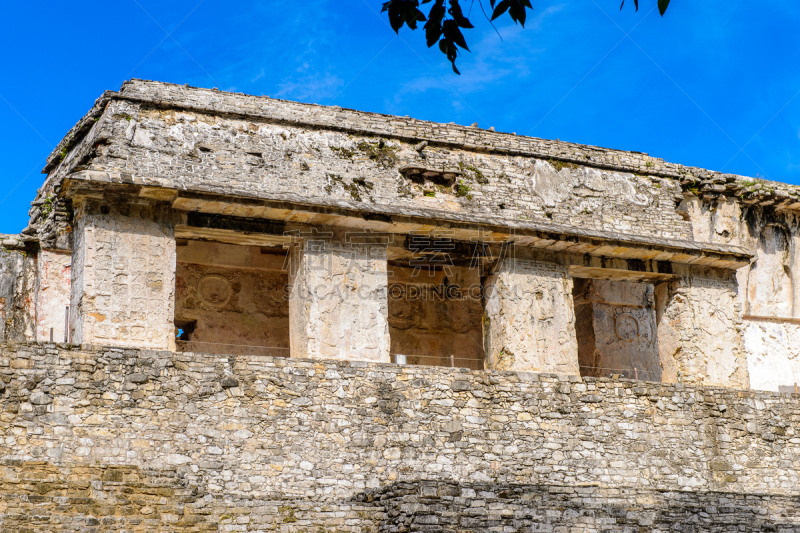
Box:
1, 79, 800, 531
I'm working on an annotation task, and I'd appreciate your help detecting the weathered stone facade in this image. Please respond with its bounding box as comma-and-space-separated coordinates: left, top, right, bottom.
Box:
289, 233, 391, 363
2, 79, 800, 529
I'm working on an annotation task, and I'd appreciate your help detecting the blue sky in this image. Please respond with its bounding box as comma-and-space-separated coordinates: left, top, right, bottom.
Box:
1, 1, 799, 233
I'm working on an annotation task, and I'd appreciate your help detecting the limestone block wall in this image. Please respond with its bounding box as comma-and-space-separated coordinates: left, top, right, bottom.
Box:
69, 203, 176, 350
2, 343, 800, 531
483, 258, 578, 374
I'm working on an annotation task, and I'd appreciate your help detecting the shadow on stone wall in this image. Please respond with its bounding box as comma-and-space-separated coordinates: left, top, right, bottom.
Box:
354, 481, 800, 532
3, 463, 800, 532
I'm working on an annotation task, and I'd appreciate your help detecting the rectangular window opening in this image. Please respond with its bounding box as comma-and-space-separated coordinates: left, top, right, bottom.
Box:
174, 240, 290, 358
387, 261, 484, 370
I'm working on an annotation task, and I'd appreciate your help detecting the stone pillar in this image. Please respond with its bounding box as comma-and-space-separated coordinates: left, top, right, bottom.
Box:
658, 275, 748, 389
288, 232, 390, 362
483, 258, 579, 374
70, 201, 176, 350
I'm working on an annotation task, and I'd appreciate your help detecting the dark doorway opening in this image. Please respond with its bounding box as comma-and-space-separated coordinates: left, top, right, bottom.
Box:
572, 278, 661, 382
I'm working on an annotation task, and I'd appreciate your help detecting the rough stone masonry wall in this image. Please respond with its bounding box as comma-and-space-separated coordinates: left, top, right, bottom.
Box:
2, 342, 800, 531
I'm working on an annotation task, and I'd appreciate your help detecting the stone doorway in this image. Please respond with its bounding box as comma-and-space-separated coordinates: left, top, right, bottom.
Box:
572, 278, 661, 382
173, 240, 290, 357
387, 262, 484, 370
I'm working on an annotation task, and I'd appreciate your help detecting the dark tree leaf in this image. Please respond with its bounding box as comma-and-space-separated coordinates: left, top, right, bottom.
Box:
388, 8, 404, 32
442, 19, 469, 50
382, 0, 427, 33
448, 0, 474, 28
439, 38, 460, 74
492, 0, 511, 20
508, 0, 528, 26
619, 0, 639, 11
383, 0, 668, 75
425, 0, 446, 47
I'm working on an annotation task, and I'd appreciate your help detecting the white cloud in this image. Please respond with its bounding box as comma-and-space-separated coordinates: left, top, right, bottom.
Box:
275, 72, 344, 103
251, 68, 266, 83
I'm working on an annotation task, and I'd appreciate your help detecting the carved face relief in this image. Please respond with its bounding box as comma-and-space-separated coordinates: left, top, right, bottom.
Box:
198, 275, 232, 307
531, 285, 556, 321
615, 313, 640, 342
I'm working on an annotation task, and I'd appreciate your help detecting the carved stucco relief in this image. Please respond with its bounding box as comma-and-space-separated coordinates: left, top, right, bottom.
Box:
484, 259, 578, 374
574, 279, 660, 381
658, 277, 747, 389
289, 240, 390, 362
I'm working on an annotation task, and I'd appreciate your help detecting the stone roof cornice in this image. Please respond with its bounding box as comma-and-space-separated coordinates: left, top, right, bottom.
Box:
41, 79, 800, 211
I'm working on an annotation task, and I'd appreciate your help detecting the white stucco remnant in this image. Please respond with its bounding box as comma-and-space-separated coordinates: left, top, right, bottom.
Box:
483, 258, 578, 374
747, 225, 793, 318
289, 236, 390, 362
35, 250, 71, 343
744, 320, 800, 392
531, 161, 652, 209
